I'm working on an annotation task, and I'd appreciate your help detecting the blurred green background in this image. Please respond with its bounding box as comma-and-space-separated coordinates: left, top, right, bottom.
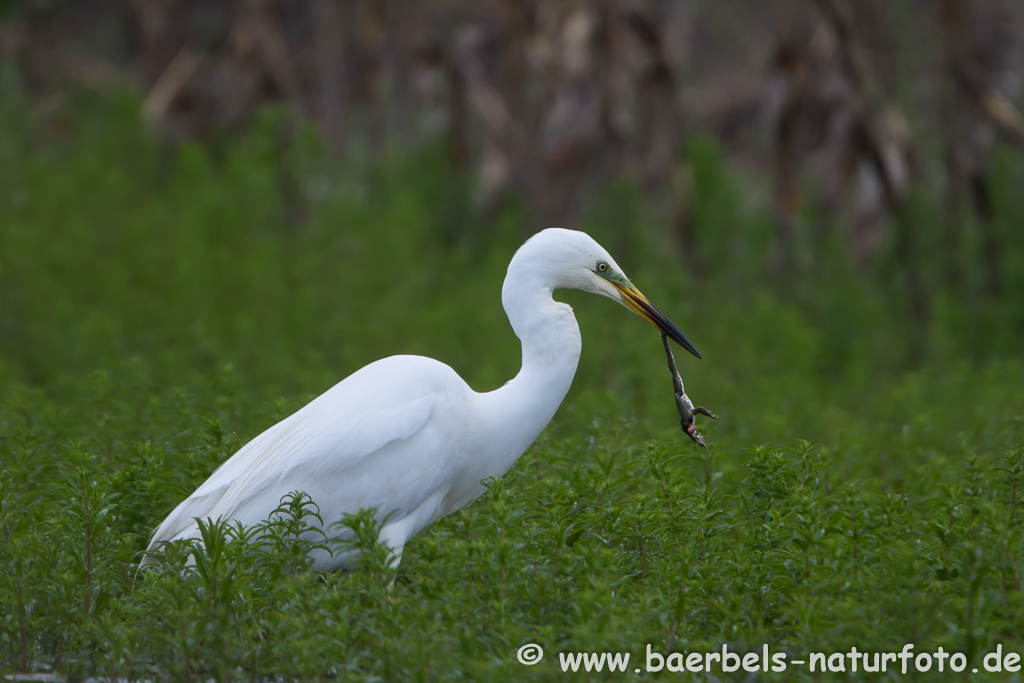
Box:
2, 93, 1022, 472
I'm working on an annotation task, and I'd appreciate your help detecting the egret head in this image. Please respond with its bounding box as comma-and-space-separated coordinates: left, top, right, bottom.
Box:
511, 228, 701, 359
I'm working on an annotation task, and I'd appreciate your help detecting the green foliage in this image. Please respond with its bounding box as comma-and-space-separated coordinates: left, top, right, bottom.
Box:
1, 96, 1023, 680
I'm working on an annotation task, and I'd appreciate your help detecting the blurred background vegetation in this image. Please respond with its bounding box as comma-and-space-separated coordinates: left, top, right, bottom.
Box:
1, 1, 1024, 679
1, 0, 1022, 436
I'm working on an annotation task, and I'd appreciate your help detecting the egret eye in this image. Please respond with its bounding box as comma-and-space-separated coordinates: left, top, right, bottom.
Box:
597, 261, 609, 273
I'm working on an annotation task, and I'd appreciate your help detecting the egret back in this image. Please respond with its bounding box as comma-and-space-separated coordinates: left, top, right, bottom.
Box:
144, 355, 472, 567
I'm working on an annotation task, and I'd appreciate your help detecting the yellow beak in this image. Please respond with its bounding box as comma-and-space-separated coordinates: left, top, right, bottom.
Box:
614, 282, 701, 359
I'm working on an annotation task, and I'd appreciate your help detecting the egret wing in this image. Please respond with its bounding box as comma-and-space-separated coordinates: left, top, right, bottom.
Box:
146, 356, 468, 551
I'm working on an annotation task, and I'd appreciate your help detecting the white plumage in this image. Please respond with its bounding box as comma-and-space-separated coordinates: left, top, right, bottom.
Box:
143, 228, 699, 571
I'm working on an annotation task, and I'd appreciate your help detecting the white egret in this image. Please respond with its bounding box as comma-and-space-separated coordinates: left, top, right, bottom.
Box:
143, 228, 700, 571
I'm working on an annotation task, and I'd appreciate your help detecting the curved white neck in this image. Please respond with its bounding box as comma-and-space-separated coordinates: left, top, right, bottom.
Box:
502, 279, 582, 411
471, 274, 582, 473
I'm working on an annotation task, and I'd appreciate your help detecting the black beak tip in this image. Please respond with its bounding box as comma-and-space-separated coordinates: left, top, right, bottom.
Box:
666, 326, 701, 359
637, 294, 702, 359
680, 337, 702, 360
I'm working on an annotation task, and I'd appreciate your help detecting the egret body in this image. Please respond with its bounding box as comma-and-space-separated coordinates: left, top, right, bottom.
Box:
144, 228, 700, 571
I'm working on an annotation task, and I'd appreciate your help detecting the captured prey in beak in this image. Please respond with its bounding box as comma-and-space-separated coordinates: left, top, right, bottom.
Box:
661, 333, 717, 449
618, 283, 702, 360
593, 261, 717, 448
594, 263, 702, 359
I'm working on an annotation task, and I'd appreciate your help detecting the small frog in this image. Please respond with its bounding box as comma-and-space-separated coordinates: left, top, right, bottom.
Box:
661, 333, 718, 449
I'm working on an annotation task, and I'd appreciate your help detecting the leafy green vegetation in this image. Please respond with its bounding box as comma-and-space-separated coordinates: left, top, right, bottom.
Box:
2, 96, 1023, 680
